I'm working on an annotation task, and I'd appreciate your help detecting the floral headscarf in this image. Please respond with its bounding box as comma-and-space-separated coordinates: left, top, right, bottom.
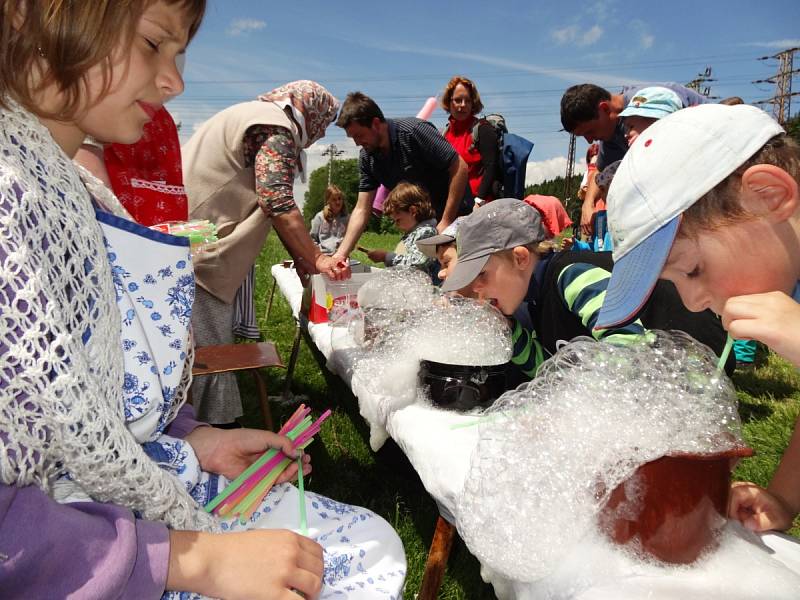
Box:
258, 80, 339, 149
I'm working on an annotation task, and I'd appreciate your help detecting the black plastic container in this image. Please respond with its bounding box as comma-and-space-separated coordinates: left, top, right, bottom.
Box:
419, 360, 507, 412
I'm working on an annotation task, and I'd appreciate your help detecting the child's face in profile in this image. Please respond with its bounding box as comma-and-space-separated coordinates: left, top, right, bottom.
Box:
436, 244, 458, 281
469, 248, 537, 315
661, 216, 798, 315
73, 2, 190, 146
389, 209, 418, 233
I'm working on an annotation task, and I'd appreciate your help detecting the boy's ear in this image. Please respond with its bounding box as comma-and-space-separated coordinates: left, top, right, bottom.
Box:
740, 164, 799, 223
511, 246, 533, 269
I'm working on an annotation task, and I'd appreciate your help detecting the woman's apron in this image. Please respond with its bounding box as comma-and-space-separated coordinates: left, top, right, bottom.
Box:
61, 210, 407, 599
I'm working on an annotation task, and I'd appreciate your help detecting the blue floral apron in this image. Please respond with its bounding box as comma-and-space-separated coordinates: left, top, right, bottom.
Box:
96, 210, 406, 600
95, 209, 212, 499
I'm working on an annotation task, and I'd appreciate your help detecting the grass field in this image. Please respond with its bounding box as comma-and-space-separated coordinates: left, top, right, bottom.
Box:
237, 232, 800, 599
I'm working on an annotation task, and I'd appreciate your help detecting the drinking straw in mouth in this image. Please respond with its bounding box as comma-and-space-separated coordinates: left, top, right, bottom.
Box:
717, 334, 734, 373
297, 454, 308, 536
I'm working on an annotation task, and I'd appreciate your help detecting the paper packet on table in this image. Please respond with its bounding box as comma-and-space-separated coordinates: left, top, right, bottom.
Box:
150, 220, 218, 255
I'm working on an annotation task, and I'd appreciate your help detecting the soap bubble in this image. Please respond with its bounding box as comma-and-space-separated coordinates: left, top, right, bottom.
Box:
457, 331, 746, 583
348, 268, 513, 431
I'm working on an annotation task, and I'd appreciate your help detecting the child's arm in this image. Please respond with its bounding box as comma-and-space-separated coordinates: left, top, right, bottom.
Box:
509, 317, 547, 379
733, 418, 800, 531
557, 262, 648, 343
167, 529, 323, 599
722, 291, 800, 368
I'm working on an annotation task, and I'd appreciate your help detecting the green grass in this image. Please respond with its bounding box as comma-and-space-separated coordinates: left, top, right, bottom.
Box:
238, 233, 800, 598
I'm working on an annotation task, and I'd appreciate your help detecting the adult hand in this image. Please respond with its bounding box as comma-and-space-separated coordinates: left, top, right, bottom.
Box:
728, 481, 796, 532
167, 529, 324, 599
366, 249, 387, 263
722, 291, 800, 368
580, 201, 595, 239
317, 253, 351, 281
436, 218, 453, 234
185, 426, 311, 483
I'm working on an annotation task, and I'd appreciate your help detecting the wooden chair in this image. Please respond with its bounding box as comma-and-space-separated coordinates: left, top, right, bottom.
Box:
192, 341, 285, 430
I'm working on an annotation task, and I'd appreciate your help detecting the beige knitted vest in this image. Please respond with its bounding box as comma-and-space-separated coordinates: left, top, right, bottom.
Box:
183, 101, 299, 303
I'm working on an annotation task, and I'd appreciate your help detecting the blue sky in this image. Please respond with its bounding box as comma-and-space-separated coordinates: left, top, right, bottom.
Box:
171, 0, 800, 203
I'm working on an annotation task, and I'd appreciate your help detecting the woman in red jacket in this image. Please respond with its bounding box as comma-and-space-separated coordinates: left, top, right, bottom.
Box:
441, 76, 500, 207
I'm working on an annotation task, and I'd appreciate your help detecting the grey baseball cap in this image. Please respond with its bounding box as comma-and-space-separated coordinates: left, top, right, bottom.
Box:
440, 198, 546, 293
416, 217, 463, 259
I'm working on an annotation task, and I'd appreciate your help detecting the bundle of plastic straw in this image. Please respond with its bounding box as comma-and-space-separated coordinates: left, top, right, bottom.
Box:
204, 405, 331, 524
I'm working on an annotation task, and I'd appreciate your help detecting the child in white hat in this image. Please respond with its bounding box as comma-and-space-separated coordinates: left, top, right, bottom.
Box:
595, 103, 800, 533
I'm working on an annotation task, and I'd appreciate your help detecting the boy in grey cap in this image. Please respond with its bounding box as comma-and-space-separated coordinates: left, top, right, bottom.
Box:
442, 198, 732, 379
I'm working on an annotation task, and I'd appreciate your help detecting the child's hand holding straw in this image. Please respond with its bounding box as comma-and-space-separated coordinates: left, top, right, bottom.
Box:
205, 405, 331, 524
186, 427, 312, 482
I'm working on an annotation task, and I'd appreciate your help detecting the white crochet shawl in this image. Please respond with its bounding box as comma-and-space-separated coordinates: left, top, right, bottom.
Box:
0, 100, 217, 531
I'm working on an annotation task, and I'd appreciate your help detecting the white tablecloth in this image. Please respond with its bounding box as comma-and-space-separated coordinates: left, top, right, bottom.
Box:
270, 264, 800, 599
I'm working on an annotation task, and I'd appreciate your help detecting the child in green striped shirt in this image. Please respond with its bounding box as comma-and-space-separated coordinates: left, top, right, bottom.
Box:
441, 199, 732, 379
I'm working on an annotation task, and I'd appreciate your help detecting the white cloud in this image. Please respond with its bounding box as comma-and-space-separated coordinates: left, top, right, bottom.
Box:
742, 39, 800, 49
552, 25, 578, 45
629, 20, 655, 50
552, 24, 603, 47
226, 19, 266, 36
525, 156, 587, 188
347, 39, 644, 88
581, 25, 603, 46
640, 33, 655, 49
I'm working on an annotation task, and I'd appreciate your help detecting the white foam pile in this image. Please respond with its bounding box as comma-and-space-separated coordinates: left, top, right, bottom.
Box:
457, 331, 749, 584
512, 524, 800, 599
336, 268, 512, 447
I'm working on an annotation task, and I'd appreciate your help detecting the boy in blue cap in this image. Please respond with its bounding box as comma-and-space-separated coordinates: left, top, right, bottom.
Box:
594, 103, 800, 532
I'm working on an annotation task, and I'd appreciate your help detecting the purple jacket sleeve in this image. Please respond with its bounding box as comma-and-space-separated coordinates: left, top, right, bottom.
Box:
164, 402, 209, 440
0, 484, 170, 599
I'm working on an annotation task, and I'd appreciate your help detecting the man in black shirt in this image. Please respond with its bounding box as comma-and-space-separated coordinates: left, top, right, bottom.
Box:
332, 92, 468, 262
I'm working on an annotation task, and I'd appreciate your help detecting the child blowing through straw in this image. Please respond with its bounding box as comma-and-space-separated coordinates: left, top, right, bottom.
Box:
440, 199, 731, 380
594, 104, 800, 532
365, 182, 438, 271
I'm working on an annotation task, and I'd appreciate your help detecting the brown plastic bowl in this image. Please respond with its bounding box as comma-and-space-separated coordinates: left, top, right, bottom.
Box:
597, 446, 754, 564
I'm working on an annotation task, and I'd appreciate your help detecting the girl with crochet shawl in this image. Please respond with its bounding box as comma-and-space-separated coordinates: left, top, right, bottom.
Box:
0, 2, 405, 599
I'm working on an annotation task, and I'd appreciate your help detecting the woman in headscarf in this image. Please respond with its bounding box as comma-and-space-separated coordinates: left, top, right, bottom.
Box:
182, 80, 347, 425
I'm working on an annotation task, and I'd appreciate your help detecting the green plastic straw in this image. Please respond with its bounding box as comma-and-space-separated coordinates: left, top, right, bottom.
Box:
205, 418, 311, 513
297, 454, 308, 536
718, 334, 734, 373
232, 438, 314, 523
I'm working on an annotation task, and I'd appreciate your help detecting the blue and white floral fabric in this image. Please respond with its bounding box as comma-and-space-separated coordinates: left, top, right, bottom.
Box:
95, 210, 406, 599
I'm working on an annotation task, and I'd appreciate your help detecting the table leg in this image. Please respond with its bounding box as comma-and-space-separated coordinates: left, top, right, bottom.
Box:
282, 320, 303, 400
265, 276, 277, 324
418, 515, 457, 600
250, 369, 274, 431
